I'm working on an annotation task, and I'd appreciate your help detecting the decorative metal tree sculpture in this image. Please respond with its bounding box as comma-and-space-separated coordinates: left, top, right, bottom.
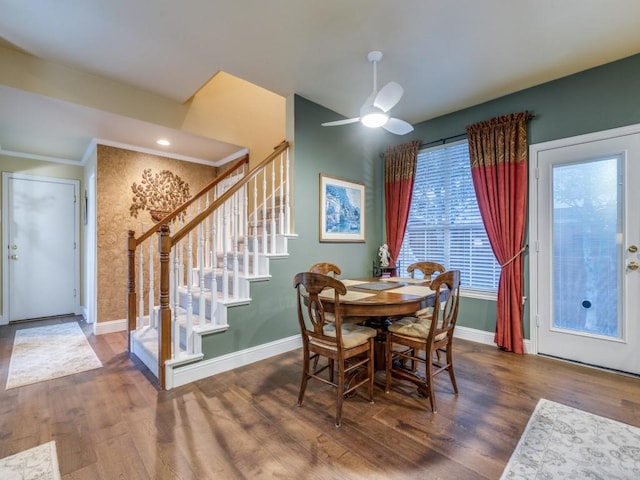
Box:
129, 169, 191, 222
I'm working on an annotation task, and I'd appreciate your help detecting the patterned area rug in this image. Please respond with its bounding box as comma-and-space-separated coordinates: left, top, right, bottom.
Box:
0, 441, 61, 480
501, 398, 640, 479
6, 322, 103, 389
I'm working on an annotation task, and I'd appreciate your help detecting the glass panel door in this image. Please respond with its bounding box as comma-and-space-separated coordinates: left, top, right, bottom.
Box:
532, 128, 640, 375
552, 157, 621, 339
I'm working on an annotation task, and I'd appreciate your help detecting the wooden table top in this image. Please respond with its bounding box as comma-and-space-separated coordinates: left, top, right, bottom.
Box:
319, 277, 437, 318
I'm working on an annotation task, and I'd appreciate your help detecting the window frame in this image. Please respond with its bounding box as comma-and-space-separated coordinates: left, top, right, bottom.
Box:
396, 139, 499, 300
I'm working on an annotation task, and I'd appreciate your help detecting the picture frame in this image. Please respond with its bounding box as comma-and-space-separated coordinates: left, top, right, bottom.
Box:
319, 174, 365, 242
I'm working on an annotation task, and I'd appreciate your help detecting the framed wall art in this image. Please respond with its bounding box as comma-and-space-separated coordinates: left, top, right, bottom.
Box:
319, 174, 365, 242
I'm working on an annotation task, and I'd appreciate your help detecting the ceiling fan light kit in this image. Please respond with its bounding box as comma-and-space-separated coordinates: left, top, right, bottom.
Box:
321, 51, 414, 135
360, 105, 389, 128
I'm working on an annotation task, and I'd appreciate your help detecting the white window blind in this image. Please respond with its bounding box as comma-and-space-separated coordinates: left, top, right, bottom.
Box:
397, 140, 500, 292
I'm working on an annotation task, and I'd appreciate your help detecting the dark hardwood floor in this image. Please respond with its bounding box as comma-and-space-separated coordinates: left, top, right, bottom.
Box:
1, 317, 638, 479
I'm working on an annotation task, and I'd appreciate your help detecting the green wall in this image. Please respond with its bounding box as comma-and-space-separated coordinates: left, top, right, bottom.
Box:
379, 53, 640, 338
201, 53, 640, 357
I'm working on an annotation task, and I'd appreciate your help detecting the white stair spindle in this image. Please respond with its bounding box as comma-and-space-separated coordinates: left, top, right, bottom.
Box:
148, 237, 155, 329
198, 222, 205, 327
279, 153, 284, 234
243, 183, 250, 276
204, 197, 210, 268
173, 246, 180, 358
285, 148, 291, 234
210, 210, 218, 325
262, 170, 267, 254
138, 243, 144, 328
232, 191, 239, 298
270, 164, 276, 253
186, 229, 193, 354
222, 200, 229, 301
252, 176, 259, 275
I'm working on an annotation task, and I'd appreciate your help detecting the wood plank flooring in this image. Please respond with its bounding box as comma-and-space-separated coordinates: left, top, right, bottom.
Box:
1, 317, 638, 479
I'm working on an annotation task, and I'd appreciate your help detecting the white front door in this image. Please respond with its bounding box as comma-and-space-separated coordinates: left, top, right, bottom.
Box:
2, 173, 79, 323
530, 125, 640, 375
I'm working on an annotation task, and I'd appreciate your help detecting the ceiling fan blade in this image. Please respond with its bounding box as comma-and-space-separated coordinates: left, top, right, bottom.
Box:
321, 117, 360, 127
374, 81, 403, 112
384, 117, 414, 135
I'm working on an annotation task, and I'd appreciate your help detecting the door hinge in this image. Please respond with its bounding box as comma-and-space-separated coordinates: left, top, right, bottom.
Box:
535, 314, 541, 327
74, 288, 77, 298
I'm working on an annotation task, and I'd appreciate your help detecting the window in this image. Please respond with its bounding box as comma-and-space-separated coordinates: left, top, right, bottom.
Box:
397, 140, 500, 296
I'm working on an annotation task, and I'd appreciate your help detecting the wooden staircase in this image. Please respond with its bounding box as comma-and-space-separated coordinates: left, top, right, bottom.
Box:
126, 141, 293, 389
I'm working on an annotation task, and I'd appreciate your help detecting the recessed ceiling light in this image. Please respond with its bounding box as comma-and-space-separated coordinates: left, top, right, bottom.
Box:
156, 139, 171, 146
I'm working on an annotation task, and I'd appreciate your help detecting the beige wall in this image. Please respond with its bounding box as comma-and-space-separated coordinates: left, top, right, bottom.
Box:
96, 145, 218, 323
181, 72, 287, 165
1, 45, 287, 165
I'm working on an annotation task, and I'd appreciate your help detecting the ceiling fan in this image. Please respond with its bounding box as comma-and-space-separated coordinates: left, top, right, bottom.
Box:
321, 51, 414, 135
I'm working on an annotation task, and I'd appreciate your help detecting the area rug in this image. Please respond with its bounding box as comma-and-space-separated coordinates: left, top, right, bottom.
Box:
0, 441, 61, 480
501, 398, 640, 479
6, 322, 103, 389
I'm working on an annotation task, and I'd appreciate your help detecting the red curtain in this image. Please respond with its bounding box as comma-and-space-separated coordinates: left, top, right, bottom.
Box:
383, 140, 420, 267
466, 112, 528, 354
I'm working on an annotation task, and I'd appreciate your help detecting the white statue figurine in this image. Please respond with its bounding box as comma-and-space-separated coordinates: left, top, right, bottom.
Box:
378, 243, 391, 267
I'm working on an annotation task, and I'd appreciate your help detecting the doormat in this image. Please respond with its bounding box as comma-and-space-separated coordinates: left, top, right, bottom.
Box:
501, 398, 640, 479
6, 322, 103, 389
0, 441, 61, 479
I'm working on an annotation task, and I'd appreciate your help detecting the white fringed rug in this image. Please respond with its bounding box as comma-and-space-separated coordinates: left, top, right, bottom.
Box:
0, 441, 61, 480
6, 322, 103, 389
501, 398, 640, 479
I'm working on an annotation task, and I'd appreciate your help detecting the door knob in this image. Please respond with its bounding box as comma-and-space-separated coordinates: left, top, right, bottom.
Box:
628, 261, 639, 270
10, 254, 18, 260
11, 245, 18, 250
628, 245, 638, 253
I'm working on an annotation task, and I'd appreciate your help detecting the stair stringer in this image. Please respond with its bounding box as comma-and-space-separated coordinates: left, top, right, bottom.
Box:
132, 234, 296, 389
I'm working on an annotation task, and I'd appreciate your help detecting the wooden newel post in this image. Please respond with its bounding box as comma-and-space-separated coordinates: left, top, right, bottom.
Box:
127, 230, 137, 352
158, 224, 172, 389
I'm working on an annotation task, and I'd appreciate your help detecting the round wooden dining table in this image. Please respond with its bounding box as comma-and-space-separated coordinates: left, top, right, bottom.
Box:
318, 277, 438, 318
318, 277, 440, 370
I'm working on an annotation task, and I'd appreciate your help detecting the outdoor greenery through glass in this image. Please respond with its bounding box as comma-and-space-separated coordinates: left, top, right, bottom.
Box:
397, 141, 500, 291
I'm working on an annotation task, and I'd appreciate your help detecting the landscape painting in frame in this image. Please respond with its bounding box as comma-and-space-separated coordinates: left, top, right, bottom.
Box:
320, 174, 365, 242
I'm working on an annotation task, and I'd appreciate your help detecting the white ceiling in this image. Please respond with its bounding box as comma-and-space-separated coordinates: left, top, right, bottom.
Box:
1, 0, 640, 163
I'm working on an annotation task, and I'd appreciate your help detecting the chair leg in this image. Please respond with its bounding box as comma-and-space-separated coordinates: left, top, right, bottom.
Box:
425, 359, 437, 413
367, 340, 374, 403
297, 352, 310, 407
335, 362, 345, 427
447, 348, 459, 394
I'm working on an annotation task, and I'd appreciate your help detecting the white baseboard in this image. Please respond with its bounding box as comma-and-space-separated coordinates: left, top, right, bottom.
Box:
168, 334, 302, 389
454, 325, 532, 353
94, 318, 127, 335
165, 327, 531, 389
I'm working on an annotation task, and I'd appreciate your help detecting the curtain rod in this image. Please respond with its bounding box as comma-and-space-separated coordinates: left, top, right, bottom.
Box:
418, 112, 536, 150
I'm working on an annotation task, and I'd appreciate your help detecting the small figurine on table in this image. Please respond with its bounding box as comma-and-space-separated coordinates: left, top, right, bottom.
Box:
378, 244, 391, 268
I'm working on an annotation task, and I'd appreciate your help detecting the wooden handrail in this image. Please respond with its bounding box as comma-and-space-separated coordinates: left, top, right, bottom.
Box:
171, 140, 289, 246
135, 153, 249, 246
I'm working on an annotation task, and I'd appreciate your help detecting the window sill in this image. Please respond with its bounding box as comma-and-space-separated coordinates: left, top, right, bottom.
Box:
460, 288, 497, 301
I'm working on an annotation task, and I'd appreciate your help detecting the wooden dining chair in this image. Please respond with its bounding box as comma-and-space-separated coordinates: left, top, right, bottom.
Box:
407, 261, 446, 319
385, 269, 461, 413
407, 261, 446, 281
294, 272, 376, 427
309, 262, 342, 277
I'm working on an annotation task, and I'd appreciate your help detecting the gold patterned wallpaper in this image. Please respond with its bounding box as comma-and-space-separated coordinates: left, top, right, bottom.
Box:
96, 145, 218, 323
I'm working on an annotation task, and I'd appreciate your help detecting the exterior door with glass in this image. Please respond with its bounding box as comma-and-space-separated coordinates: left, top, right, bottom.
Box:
531, 126, 640, 375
